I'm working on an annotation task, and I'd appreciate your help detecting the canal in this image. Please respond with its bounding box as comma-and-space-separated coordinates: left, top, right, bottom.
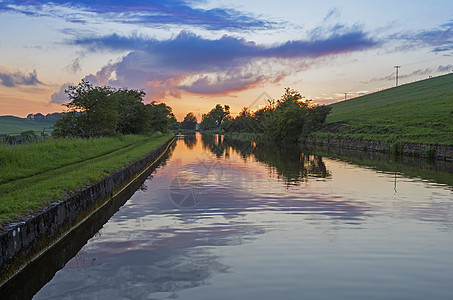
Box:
4, 133, 453, 299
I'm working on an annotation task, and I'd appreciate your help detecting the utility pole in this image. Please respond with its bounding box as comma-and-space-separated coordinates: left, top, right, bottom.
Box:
394, 65, 401, 87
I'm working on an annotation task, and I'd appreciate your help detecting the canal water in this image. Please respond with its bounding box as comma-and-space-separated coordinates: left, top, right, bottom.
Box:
10, 134, 453, 299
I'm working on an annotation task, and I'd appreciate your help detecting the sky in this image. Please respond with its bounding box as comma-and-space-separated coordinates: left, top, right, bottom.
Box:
0, 0, 452, 120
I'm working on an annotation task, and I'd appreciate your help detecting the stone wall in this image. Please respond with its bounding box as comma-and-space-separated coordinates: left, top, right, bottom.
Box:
305, 136, 453, 161
0, 136, 175, 285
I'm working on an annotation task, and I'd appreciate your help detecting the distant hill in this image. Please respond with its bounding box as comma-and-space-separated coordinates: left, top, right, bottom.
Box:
0, 115, 55, 135
320, 73, 453, 145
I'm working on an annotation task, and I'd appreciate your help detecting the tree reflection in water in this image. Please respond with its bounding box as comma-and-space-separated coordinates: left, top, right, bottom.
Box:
183, 133, 197, 149
200, 134, 331, 185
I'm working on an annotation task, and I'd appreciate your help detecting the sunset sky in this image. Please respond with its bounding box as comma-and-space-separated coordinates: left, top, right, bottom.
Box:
1, 0, 452, 120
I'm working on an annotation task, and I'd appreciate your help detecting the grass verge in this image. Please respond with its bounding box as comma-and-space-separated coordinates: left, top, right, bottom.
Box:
313, 73, 453, 145
0, 132, 174, 225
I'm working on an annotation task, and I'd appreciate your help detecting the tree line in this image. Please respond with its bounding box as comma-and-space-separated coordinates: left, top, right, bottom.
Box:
4, 82, 329, 143
183, 88, 331, 143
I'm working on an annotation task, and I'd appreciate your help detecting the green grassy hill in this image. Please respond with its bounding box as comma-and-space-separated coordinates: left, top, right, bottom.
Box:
0, 116, 54, 135
319, 73, 453, 145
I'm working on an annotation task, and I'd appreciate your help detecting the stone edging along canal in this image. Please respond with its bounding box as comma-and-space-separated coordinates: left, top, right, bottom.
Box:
0, 136, 176, 286
305, 136, 453, 161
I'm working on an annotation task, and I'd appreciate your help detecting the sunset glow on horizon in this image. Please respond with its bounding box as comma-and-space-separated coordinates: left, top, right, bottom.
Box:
1, 0, 452, 120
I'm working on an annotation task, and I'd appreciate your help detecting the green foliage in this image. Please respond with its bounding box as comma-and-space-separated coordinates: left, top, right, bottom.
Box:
263, 88, 309, 142
301, 105, 332, 137
223, 107, 265, 133
0, 130, 39, 145
199, 116, 217, 130
147, 102, 176, 134
20, 130, 37, 143
181, 112, 198, 130
391, 141, 403, 155
425, 148, 436, 160
318, 73, 453, 145
52, 80, 175, 138
2, 135, 17, 145
199, 104, 230, 130
221, 88, 331, 143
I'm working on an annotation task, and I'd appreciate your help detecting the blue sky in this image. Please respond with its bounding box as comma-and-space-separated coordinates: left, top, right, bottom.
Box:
0, 0, 452, 119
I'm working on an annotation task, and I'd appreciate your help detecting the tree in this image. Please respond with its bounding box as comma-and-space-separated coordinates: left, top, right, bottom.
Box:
20, 130, 37, 143
55, 80, 117, 137
210, 104, 230, 128
34, 113, 45, 120
263, 88, 331, 142
263, 88, 311, 142
181, 112, 198, 130
111, 88, 147, 134
52, 80, 174, 137
146, 102, 175, 133
218, 88, 331, 142
199, 104, 230, 130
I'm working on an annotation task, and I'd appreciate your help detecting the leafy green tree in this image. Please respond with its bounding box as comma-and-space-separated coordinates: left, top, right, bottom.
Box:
210, 104, 230, 128
199, 113, 218, 130
113, 88, 147, 134
181, 112, 198, 130
20, 130, 37, 143
263, 88, 331, 142
300, 105, 332, 137
54, 80, 117, 137
53, 111, 88, 138
219, 88, 331, 142
146, 102, 175, 133
199, 104, 230, 130
53, 80, 174, 137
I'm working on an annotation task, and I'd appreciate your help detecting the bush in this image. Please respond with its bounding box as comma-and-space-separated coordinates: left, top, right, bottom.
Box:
391, 141, 403, 155
425, 148, 436, 159
20, 130, 37, 143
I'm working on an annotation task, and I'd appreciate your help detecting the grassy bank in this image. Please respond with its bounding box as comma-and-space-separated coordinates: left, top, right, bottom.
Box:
314, 73, 453, 145
0, 133, 173, 225
0, 116, 54, 135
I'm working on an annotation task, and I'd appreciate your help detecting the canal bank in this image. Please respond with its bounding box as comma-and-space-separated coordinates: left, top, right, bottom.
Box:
0, 136, 175, 287
305, 136, 453, 161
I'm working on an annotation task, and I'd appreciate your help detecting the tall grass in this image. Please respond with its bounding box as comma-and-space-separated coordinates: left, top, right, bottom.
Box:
0, 133, 173, 225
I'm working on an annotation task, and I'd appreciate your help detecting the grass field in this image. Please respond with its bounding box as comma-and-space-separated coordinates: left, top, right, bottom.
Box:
0, 116, 54, 135
0, 133, 174, 225
315, 73, 453, 145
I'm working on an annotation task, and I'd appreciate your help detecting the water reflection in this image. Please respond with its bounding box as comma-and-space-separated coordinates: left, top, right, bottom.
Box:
183, 133, 197, 150
201, 134, 331, 184
303, 142, 453, 189
6, 133, 453, 299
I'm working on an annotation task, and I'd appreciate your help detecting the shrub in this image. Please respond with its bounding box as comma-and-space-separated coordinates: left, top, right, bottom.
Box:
425, 148, 436, 160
